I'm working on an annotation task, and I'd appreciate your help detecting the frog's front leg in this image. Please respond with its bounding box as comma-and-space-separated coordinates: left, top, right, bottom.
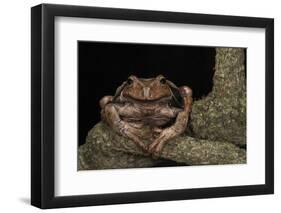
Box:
101, 101, 147, 151
148, 86, 193, 156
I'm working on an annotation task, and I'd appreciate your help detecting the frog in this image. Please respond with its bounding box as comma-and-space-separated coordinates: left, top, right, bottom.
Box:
99, 75, 193, 156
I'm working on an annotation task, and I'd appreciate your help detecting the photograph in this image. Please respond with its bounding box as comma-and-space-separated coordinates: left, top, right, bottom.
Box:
78, 41, 247, 170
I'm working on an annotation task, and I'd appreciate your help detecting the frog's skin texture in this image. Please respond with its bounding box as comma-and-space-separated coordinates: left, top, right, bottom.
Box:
100, 75, 192, 156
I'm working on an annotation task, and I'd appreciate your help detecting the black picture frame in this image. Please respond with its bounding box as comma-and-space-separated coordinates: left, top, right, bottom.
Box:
31, 3, 274, 209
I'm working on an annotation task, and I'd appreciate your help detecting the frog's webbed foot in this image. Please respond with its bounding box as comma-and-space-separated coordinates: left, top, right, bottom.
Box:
148, 126, 182, 157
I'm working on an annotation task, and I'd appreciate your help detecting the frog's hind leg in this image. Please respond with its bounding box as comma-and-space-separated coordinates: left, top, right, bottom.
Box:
99, 96, 114, 108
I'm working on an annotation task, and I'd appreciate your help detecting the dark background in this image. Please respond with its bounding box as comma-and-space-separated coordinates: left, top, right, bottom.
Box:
78, 41, 216, 146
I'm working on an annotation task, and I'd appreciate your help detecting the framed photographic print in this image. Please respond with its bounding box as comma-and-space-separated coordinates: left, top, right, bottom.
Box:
31, 3, 274, 209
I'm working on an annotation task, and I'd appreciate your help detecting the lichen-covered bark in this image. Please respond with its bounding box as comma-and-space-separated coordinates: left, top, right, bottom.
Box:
190, 48, 246, 145
78, 47, 247, 170
78, 122, 245, 170
79, 123, 160, 170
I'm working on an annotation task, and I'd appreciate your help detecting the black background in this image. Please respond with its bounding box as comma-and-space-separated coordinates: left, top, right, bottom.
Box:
78, 41, 216, 146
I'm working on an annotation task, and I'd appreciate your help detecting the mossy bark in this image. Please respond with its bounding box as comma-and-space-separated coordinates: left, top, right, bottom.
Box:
190, 48, 246, 145
78, 48, 246, 170
79, 122, 245, 170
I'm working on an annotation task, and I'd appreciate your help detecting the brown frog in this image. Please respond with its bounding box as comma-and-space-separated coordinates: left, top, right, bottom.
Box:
100, 75, 193, 156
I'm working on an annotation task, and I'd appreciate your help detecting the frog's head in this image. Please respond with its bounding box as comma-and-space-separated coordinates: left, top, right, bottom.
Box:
120, 75, 175, 102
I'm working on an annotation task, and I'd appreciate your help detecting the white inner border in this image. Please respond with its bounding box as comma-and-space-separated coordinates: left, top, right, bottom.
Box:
55, 17, 266, 196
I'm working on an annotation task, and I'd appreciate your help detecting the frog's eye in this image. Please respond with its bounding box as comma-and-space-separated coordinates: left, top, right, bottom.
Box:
160, 78, 166, 84
127, 78, 133, 85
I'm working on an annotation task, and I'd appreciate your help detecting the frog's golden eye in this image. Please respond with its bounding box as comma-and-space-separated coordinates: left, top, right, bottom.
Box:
160, 78, 166, 84
127, 78, 133, 85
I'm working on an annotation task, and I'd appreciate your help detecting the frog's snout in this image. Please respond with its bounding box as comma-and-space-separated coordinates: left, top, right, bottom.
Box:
143, 87, 151, 99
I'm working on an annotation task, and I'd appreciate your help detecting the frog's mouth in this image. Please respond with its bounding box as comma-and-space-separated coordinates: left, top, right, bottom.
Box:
121, 94, 173, 104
